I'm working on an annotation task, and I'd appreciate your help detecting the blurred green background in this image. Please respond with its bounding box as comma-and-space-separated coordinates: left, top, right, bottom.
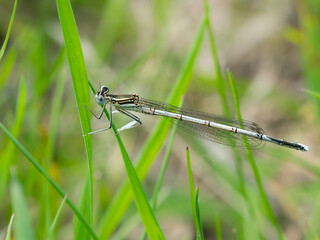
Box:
0, 0, 319, 239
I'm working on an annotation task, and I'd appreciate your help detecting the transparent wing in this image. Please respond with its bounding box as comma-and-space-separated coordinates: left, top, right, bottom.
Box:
139, 98, 266, 149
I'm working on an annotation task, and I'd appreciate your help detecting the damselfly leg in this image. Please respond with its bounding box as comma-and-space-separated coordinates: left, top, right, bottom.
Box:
81, 103, 142, 135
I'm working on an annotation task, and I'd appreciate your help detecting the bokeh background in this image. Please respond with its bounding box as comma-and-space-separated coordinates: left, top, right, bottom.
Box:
0, 0, 319, 239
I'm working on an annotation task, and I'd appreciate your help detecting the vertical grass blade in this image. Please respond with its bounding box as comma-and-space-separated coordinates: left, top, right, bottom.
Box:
203, 0, 229, 115
148, 99, 183, 211
140, 103, 181, 240
150, 120, 179, 210
304, 89, 320, 100
296, 1, 320, 117
0, 77, 26, 201
187, 148, 204, 240
41, 71, 66, 237
56, 0, 93, 238
204, 3, 256, 237
194, 187, 204, 240
0, 0, 18, 60
0, 49, 16, 92
47, 195, 67, 240
187, 147, 196, 215
98, 15, 206, 239
5, 214, 15, 240
214, 214, 222, 240
204, 4, 252, 232
228, 70, 284, 240
10, 171, 36, 240
118, 137, 165, 239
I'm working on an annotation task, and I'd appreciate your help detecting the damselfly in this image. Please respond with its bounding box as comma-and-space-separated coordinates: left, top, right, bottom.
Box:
81, 86, 309, 152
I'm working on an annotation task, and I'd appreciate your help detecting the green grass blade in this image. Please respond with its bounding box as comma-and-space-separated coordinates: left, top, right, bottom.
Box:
10, 171, 36, 240
56, 0, 93, 238
204, 3, 256, 237
305, 193, 320, 240
117, 136, 165, 239
0, 77, 26, 201
74, 174, 93, 240
187, 147, 196, 215
98, 15, 206, 239
140, 102, 181, 240
304, 89, 320, 100
0, 122, 98, 240
0, 0, 18, 61
39, 69, 66, 238
41, 70, 66, 237
215, 214, 222, 240
228, 70, 284, 240
149, 99, 183, 211
195, 187, 204, 240
203, 0, 229, 115
150, 121, 179, 209
296, 1, 320, 116
45, 73, 66, 163
5, 214, 15, 240
47, 195, 67, 240
187, 148, 204, 240
0, 49, 16, 92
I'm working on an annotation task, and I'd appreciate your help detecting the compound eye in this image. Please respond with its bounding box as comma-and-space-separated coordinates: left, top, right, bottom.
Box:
101, 86, 109, 94
95, 94, 105, 105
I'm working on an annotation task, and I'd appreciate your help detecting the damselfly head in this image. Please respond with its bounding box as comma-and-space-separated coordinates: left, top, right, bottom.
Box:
95, 86, 109, 105
95, 94, 105, 106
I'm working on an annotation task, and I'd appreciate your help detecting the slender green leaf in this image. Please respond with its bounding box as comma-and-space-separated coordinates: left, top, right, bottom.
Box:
5, 214, 15, 240
203, 0, 228, 115
187, 148, 203, 240
118, 136, 165, 239
45, 72, 66, 163
228, 70, 284, 240
204, 3, 254, 237
304, 88, 320, 100
11, 171, 36, 240
0, 49, 16, 92
140, 100, 181, 240
296, 1, 320, 116
0, 77, 26, 201
73, 174, 93, 240
195, 187, 204, 240
186, 147, 195, 218
56, 0, 93, 238
215, 214, 222, 240
41, 65, 67, 237
0, 0, 18, 60
305, 193, 320, 240
47, 195, 67, 240
149, 99, 183, 210
187, 147, 196, 214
